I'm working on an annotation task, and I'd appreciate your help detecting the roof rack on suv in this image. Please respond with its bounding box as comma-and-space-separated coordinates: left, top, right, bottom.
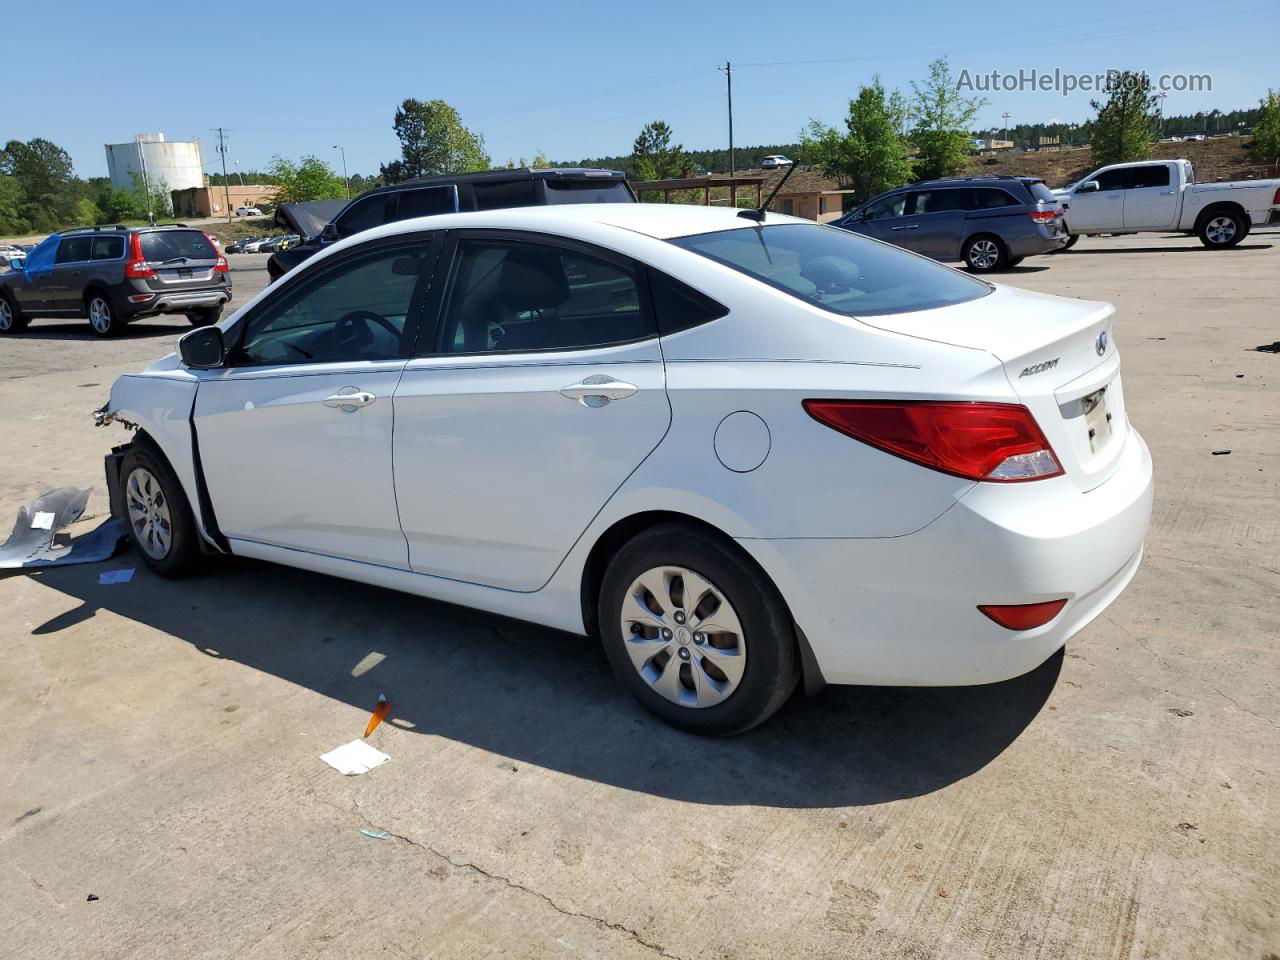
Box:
911, 174, 1032, 185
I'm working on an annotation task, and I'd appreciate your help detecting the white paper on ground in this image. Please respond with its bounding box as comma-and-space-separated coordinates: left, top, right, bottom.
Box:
30, 512, 56, 530
320, 739, 391, 776
98, 568, 135, 585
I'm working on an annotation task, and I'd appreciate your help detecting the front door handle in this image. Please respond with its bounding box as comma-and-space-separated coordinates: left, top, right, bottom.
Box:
1160, 191, 1175, 195
890, 225, 919, 231
560, 376, 638, 407
322, 387, 376, 411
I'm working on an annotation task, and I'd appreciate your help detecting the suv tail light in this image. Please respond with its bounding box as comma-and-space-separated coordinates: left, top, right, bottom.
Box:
124, 233, 155, 278
205, 233, 229, 273
1273, 186, 1280, 205
1028, 209, 1060, 222
978, 599, 1067, 630
803, 400, 1064, 482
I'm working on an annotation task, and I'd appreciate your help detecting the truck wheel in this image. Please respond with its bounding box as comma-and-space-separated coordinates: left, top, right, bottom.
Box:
0, 293, 28, 334
120, 444, 203, 577
962, 235, 1007, 272
1198, 210, 1246, 249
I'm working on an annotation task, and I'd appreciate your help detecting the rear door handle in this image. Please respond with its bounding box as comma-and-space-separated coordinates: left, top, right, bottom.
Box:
1160, 191, 1175, 195
560, 376, 638, 406
322, 388, 376, 411
890, 225, 919, 231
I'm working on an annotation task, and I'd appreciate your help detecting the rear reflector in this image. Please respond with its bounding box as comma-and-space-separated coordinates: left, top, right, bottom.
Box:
978, 599, 1067, 630
128, 293, 154, 303
1028, 209, 1060, 222
802, 400, 1064, 482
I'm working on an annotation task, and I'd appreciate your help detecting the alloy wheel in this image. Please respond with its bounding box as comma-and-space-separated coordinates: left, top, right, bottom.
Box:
89, 297, 113, 334
126, 467, 173, 559
618, 565, 747, 708
0, 299, 12, 331
1205, 216, 1237, 245
968, 239, 1000, 270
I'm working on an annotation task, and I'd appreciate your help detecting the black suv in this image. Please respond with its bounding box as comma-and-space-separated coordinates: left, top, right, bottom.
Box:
0, 225, 231, 336
266, 167, 635, 281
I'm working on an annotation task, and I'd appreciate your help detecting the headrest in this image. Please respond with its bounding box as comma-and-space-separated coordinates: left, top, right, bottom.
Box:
498, 247, 569, 312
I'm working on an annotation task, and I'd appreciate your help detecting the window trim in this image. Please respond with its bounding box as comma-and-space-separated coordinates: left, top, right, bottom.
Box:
417, 228, 659, 359
223, 231, 443, 369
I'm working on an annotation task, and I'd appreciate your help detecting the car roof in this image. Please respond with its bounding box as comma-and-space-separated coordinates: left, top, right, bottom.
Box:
907, 175, 1041, 189
360, 167, 627, 199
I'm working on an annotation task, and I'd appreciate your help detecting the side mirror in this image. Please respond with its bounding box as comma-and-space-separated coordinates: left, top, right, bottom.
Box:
320, 223, 339, 242
178, 326, 225, 369
1076, 180, 1101, 194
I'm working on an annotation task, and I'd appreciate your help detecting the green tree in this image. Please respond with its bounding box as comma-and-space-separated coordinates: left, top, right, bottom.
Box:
268, 155, 347, 204
0, 137, 79, 230
1250, 89, 1280, 168
909, 58, 986, 180
1090, 71, 1159, 166
380, 99, 489, 183
630, 120, 690, 182
800, 78, 914, 201
0, 174, 29, 235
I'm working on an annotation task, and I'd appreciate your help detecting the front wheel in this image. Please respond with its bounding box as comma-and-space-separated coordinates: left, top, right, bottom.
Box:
87, 293, 122, 337
187, 306, 222, 327
0, 294, 28, 334
962, 235, 1007, 272
120, 445, 204, 577
1198, 210, 1247, 249
598, 523, 799, 735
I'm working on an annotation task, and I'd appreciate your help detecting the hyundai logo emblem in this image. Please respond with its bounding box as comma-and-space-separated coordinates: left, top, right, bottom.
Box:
1096, 331, 1108, 356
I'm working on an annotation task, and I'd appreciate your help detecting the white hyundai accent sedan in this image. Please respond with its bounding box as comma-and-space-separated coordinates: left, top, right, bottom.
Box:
100, 203, 1153, 734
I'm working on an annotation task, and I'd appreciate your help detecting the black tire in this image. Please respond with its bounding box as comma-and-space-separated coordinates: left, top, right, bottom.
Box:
962, 234, 1008, 272
0, 292, 28, 334
1197, 209, 1247, 249
119, 443, 204, 577
86, 290, 122, 337
598, 522, 799, 735
1007, 256, 1025, 268
187, 306, 222, 326
1056, 234, 1080, 251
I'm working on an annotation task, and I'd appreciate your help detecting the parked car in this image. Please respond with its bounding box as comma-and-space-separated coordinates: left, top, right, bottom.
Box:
99, 204, 1152, 734
760, 155, 793, 169
236, 205, 263, 217
0, 225, 230, 336
835, 175, 1068, 271
0, 244, 25, 268
240, 237, 273, 253
1052, 159, 1280, 249
266, 167, 635, 282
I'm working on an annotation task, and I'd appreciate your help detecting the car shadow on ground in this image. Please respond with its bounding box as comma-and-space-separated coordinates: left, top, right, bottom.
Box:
22, 553, 1060, 809
1067, 243, 1272, 255
7, 321, 191, 341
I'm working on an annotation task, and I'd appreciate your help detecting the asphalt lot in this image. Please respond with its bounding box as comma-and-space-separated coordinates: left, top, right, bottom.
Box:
1, 234, 1277, 959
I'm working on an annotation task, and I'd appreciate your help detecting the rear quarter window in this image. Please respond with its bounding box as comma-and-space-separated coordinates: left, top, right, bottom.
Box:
139, 231, 216, 261
544, 180, 634, 204
671, 223, 990, 317
1026, 181, 1059, 204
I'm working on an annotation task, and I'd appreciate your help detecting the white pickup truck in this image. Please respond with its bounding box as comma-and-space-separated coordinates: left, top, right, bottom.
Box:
1053, 159, 1280, 249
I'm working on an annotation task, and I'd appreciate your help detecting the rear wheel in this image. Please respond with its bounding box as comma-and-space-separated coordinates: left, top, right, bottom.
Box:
1198, 210, 1246, 249
86, 292, 122, 337
187, 306, 222, 327
120, 445, 203, 577
0, 294, 28, 334
598, 523, 798, 735
1056, 234, 1080, 251
962, 234, 1007, 272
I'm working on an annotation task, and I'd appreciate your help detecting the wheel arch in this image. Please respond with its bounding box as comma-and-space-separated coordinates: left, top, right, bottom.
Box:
1193, 200, 1247, 233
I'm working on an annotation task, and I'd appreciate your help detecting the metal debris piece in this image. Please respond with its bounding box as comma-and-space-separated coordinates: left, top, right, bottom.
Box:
0, 488, 126, 570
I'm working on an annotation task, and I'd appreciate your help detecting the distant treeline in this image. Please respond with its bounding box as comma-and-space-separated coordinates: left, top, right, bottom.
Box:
979, 108, 1261, 149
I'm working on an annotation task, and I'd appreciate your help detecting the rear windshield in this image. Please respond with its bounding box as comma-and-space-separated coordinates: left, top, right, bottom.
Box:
670, 224, 990, 317
139, 231, 217, 262
1026, 181, 1059, 204
544, 180, 633, 204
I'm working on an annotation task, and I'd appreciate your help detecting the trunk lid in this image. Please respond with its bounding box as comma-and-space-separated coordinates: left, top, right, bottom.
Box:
860, 283, 1127, 491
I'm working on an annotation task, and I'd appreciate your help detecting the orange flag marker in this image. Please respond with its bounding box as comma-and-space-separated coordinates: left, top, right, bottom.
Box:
364, 694, 390, 738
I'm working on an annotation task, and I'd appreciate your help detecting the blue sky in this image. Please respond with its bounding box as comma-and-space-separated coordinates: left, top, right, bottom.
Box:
4, 0, 1275, 180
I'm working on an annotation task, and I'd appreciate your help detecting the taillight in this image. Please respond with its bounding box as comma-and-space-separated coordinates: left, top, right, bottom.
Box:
1273, 186, 1280, 205
205, 233, 229, 273
978, 599, 1067, 630
124, 233, 154, 278
1028, 209, 1059, 222
803, 400, 1064, 482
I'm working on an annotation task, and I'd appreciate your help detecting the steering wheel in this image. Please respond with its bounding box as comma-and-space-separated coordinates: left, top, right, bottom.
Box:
331, 310, 400, 354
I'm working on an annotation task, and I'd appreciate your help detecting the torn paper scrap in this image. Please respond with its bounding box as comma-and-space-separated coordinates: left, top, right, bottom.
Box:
31, 512, 56, 530
98, 568, 135, 585
320, 739, 390, 776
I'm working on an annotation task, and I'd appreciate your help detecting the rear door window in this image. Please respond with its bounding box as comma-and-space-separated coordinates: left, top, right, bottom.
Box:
543, 180, 633, 204
55, 236, 92, 263
139, 231, 216, 262
90, 236, 125, 260
395, 186, 457, 220
910, 189, 971, 214
473, 180, 540, 210
336, 195, 396, 237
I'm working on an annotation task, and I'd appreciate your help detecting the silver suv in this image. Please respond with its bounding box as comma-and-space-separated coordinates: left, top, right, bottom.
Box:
835, 176, 1068, 272
0, 225, 232, 337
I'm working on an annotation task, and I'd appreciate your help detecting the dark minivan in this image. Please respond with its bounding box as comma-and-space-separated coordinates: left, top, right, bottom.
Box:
835, 175, 1067, 272
266, 167, 635, 281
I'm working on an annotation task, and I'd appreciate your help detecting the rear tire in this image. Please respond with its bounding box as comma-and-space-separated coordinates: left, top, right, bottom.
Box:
0, 293, 28, 334
86, 291, 121, 337
187, 306, 222, 327
598, 523, 799, 735
120, 444, 204, 577
1056, 234, 1080, 251
962, 234, 1008, 272
1197, 209, 1247, 249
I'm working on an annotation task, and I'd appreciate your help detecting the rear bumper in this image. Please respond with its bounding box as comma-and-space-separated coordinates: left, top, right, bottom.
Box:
738, 427, 1154, 687
123, 287, 231, 318
1009, 228, 1070, 258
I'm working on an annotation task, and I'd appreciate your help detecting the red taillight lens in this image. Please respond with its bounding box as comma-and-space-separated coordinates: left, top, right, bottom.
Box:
1028, 209, 1059, 222
204, 233, 229, 273
1273, 186, 1280, 205
978, 599, 1067, 630
803, 400, 1064, 482
124, 233, 154, 278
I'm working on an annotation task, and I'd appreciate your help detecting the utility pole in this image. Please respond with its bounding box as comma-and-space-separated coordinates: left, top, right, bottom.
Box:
718, 62, 735, 178
333, 145, 350, 199
135, 134, 154, 226
216, 127, 232, 222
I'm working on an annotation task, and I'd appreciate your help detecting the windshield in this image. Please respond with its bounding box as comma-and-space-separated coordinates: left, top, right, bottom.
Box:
670, 223, 990, 317
139, 231, 217, 262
